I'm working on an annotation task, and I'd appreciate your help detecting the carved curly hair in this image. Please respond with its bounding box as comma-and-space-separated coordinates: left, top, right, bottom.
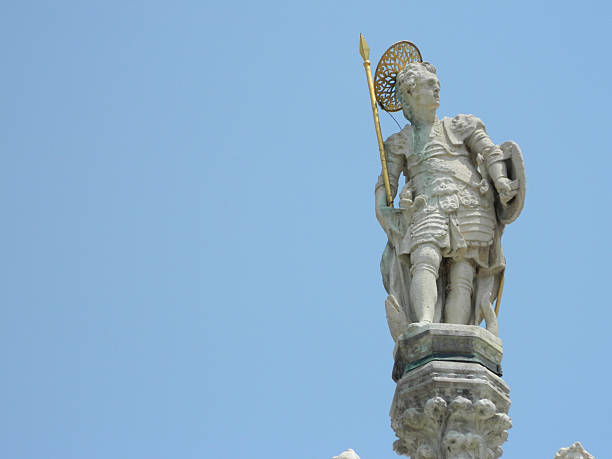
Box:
395, 62, 437, 120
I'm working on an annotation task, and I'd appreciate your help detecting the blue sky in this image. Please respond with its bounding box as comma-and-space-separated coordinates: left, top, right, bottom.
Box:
1, 1, 611, 458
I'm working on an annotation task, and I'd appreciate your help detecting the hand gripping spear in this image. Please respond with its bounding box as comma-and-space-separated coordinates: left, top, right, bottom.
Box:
359, 34, 393, 208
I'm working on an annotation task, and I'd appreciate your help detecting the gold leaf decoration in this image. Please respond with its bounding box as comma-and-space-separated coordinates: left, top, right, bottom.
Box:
374, 41, 422, 112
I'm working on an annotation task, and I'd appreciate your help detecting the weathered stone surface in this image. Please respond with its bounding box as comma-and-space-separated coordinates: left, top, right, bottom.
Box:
554, 442, 594, 459
393, 323, 503, 381
390, 329, 511, 459
391, 395, 511, 459
389, 323, 511, 457
391, 360, 510, 420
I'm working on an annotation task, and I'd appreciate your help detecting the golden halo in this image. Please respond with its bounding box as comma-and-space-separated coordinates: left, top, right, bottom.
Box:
374, 41, 422, 112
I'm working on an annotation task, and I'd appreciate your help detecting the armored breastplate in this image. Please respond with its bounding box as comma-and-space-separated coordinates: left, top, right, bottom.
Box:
407, 128, 484, 195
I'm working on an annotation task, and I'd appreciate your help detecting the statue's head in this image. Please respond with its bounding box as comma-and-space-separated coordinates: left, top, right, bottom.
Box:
395, 62, 440, 121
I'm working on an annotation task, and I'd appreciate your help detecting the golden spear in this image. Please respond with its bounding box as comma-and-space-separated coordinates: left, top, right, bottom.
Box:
359, 34, 393, 207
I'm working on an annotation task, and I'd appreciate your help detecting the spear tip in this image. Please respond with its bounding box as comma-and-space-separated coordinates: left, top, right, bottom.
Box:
359, 33, 370, 60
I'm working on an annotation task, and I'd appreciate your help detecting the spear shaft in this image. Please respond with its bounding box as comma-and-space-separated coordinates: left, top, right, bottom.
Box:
359, 34, 393, 207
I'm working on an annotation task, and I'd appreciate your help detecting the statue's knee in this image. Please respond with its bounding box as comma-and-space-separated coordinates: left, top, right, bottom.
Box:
449, 260, 475, 293
410, 244, 441, 278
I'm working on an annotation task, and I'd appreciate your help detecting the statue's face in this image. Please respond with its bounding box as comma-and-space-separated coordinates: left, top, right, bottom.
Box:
410, 72, 440, 111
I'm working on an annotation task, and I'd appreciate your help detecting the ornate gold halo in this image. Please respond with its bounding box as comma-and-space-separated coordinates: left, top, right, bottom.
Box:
374, 41, 422, 112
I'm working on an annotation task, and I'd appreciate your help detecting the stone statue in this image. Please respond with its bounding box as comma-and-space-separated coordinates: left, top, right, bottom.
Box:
358, 37, 525, 459
374, 61, 525, 338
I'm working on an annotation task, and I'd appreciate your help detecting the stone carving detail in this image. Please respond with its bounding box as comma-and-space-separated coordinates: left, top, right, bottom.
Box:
332, 449, 361, 459
392, 396, 511, 459
554, 442, 594, 459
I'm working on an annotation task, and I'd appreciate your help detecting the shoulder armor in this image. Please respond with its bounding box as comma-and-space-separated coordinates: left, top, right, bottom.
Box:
384, 124, 412, 156
443, 114, 485, 145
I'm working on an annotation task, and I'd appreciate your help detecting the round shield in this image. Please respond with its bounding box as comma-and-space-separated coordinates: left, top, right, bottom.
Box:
374, 41, 422, 112
495, 141, 526, 224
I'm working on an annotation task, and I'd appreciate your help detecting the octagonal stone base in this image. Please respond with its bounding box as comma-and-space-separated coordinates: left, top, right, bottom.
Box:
392, 323, 503, 382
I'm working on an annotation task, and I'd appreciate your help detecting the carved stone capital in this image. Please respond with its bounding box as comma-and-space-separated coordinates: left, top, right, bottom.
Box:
392, 395, 511, 459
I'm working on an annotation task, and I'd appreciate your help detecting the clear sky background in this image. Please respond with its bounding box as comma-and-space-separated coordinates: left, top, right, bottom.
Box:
1, 1, 611, 458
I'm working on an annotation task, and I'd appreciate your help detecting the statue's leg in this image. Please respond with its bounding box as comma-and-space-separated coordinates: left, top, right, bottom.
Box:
444, 258, 475, 324
409, 243, 442, 323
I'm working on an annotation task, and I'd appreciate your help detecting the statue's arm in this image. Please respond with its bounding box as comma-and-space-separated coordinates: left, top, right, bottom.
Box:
375, 137, 404, 210
375, 137, 404, 233
465, 121, 518, 205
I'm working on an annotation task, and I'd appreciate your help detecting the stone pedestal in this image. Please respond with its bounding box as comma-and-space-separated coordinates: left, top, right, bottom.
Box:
390, 323, 511, 459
